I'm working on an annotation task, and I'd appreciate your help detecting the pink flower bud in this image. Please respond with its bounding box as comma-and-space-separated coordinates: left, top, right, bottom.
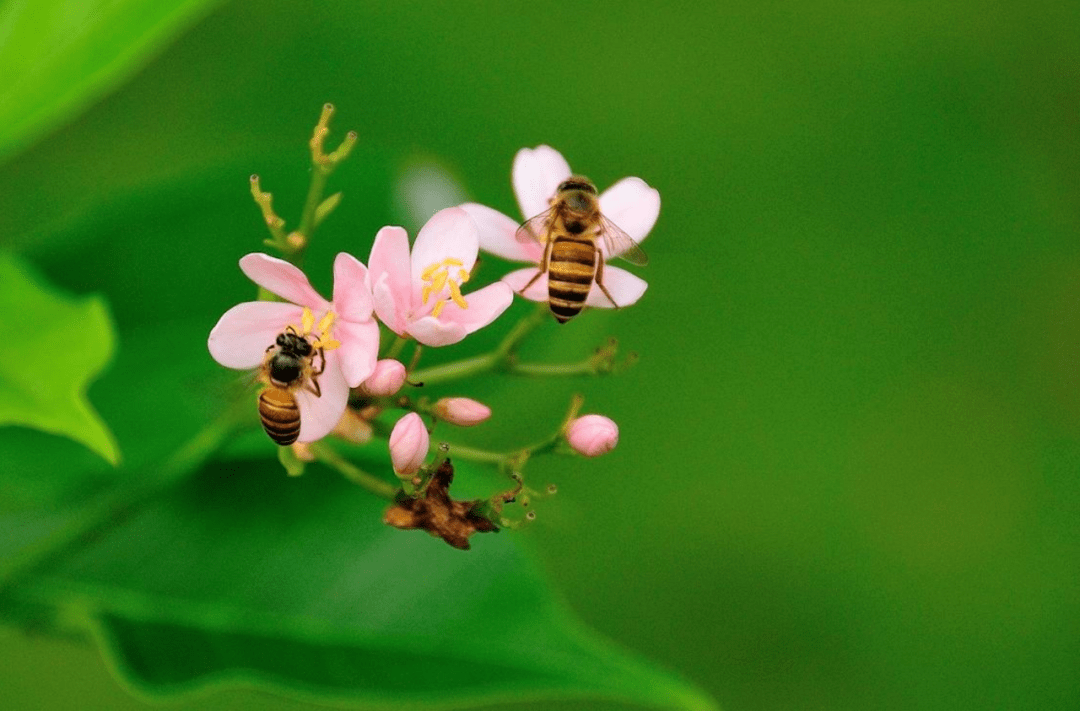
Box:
433, 397, 491, 427
389, 412, 429, 478
360, 359, 407, 397
566, 414, 619, 457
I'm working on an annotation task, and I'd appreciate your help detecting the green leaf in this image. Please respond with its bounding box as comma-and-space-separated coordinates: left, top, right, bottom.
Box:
0, 252, 119, 465
13, 456, 717, 711
0, 0, 223, 164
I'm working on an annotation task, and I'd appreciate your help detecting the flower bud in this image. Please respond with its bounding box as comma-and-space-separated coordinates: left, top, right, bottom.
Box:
565, 414, 619, 458
433, 397, 491, 427
360, 359, 407, 397
331, 408, 373, 444
389, 412, 429, 478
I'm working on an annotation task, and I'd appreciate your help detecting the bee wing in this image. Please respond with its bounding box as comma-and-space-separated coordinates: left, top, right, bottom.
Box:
598, 215, 649, 266
515, 206, 556, 246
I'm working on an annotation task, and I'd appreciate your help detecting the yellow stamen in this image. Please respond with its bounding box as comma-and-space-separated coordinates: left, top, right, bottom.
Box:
301, 307, 315, 335
448, 280, 467, 309
419, 257, 471, 316
316, 311, 336, 335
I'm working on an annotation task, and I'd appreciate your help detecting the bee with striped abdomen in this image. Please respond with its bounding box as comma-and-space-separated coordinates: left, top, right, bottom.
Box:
257, 326, 325, 445
516, 176, 648, 323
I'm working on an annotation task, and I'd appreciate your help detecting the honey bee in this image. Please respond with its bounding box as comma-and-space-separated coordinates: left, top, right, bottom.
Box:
257, 327, 325, 446
517, 176, 648, 323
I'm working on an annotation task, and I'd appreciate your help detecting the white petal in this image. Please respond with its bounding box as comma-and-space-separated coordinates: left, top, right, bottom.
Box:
584, 266, 648, 308
208, 301, 305, 369
460, 202, 542, 263
501, 267, 549, 302
512, 145, 571, 221
407, 315, 468, 347
411, 207, 479, 287
599, 177, 661, 245
332, 252, 374, 322
295, 349, 349, 443
239, 253, 328, 309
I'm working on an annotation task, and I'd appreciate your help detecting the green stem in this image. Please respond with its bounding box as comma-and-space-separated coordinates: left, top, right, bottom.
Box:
311, 442, 398, 500
296, 164, 331, 245
383, 335, 408, 361
509, 359, 595, 377
410, 303, 548, 386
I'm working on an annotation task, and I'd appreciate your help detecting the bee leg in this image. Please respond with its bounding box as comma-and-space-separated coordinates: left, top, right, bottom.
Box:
306, 374, 322, 398
312, 347, 326, 376
595, 257, 620, 309
520, 240, 552, 294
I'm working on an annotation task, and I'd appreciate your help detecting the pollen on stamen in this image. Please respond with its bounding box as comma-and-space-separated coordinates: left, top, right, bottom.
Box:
301, 307, 315, 334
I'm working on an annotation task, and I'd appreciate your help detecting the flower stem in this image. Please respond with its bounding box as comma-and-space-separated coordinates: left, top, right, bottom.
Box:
410, 302, 548, 386
310, 441, 398, 500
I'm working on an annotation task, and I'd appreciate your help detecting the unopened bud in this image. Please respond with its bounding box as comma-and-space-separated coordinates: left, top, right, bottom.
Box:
360, 359, 407, 397
565, 414, 619, 458
433, 397, 491, 426
389, 412, 429, 478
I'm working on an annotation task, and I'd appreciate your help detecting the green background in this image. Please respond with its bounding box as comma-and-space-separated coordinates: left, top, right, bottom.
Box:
3, 1, 1079, 710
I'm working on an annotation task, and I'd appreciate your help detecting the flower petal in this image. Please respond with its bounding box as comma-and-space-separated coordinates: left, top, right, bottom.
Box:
435, 281, 514, 334
372, 272, 406, 336
502, 267, 549, 302
598, 177, 661, 246
208, 301, 305, 369
334, 319, 380, 388
239, 253, 329, 310
460, 202, 543, 263
295, 348, 349, 443
584, 266, 648, 308
410, 207, 479, 287
368, 226, 413, 317
332, 252, 374, 322
513, 145, 572, 221
406, 315, 469, 347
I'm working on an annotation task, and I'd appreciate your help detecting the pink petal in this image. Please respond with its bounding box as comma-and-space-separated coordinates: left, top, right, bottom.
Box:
410, 207, 479, 288
513, 145, 572, 221
334, 319, 380, 387
295, 348, 349, 443
208, 301, 305, 369
502, 267, 549, 302
406, 315, 469, 347
584, 266, 648, 308
598, 177, 660, 246
368, 226, 413, 319
435, 281, 514, 334
460, 202, 543, 263
332, 252, 374, 322
372, 272, 406, 335
239, 253, 329, 310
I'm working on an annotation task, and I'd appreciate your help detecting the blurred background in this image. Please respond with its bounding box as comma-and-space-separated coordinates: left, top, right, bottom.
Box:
2, 1, 1079, 709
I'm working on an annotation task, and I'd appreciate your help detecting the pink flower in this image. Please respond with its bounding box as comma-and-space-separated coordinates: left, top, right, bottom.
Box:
359, 359, 408, 397
368, 207, 514, 347
566, 414, 619, 457
208, 253, 380, 443
460, 145, 659, 309
389, 412, 429, 477
433, 397, 491, 427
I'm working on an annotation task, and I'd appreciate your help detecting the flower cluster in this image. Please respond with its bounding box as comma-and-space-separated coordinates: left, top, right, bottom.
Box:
207, 108, 659, 547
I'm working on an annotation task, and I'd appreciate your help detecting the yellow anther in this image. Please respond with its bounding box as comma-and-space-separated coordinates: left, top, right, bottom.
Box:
316, 311, 336, 335
301, 307, 315, 335
448, 280, 467, 309
419, 258, 471, 316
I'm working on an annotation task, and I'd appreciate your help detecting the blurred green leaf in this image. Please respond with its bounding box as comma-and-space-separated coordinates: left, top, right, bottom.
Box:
12, 456, 716, 711
0, 0, 222, 164
0, 252, 119, 465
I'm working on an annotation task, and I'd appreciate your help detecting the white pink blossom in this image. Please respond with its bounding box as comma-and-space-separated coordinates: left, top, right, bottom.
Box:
460, 145, 659, 309
359, 359, 408, 397
389, 412, 429, 478
367, 207, 513, 347
566, 414, 619, 457
433, 397, 491, 427
207, 252, 379, 443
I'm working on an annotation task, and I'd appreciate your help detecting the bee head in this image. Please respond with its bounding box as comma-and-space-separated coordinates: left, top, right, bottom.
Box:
557, 176, 597, 195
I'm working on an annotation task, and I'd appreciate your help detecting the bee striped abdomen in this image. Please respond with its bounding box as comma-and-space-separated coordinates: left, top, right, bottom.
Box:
258, 387, 301, 445
548, 237, 596, 323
